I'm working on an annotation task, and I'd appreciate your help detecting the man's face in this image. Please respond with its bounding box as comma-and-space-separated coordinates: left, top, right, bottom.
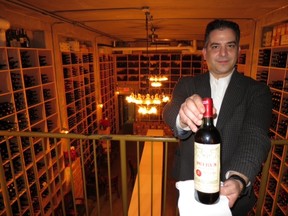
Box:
202, 28, 240, 79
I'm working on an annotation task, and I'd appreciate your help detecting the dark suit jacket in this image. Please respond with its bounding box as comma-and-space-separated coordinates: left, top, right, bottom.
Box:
163, 71, 272, 184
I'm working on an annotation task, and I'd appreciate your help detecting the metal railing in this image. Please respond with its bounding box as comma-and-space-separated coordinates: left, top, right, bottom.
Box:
0, 130, 286, 216
0, 130, 178, 216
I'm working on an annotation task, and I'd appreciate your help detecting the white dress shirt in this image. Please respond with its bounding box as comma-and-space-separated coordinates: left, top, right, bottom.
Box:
210, 72, 232, 125
176, 71, 232, 130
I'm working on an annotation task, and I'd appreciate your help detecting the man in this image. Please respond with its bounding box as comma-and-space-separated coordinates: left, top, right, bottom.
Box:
163, 19, 272, 215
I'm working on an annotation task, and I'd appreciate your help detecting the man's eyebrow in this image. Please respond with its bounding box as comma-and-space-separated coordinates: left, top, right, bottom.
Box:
227, 41, 237, 44
209, 41, 237, 46
209, 42, 220, 46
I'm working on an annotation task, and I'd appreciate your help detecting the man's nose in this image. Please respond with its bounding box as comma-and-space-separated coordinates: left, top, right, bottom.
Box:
219, 46, 228, 56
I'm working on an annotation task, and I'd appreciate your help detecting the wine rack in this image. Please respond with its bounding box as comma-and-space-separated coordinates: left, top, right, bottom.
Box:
115, 53, 204, 122
237, 47, 248, 75
99, 54, 117, 134
252, 21, 288, 216
115, 53, 203, 95
253, 141, 288, 216
0, 47, 63, 215
61, 48, 98, 166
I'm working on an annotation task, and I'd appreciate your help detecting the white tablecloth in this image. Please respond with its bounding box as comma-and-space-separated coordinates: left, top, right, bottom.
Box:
176, 180, 232, 216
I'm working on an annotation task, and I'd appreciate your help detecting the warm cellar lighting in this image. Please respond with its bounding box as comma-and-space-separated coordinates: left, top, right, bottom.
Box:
149, 75, 168, 82
125, 10, 170, 115
138, 105, 157, 114
60, 128, 69, 134
150, 75, 169, 87
126, 93, 170, 115
151, 81, 162, 87
126, 93, 170, 105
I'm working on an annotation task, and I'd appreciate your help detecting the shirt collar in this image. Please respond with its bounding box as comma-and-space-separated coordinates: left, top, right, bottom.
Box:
210, 71, 233, 87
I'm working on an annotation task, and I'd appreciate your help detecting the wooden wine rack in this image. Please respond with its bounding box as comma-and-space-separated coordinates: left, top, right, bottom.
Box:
252, 21, 288, 216
99, 54, 117, 134
60, 45, 98, 169
115, 53, 203, 95
0, 47, 63, 215
115, 53, 204, 122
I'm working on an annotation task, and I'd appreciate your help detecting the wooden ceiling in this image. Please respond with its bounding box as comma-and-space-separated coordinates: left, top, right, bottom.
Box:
1, 0, 288, 44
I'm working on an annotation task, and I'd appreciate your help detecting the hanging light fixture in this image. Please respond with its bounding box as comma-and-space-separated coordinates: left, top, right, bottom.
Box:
150, 75, 168, 87
125, 9, 170, 115
149, 27, 168, 87
138, 105, 157, 114
126, 92, 170, 105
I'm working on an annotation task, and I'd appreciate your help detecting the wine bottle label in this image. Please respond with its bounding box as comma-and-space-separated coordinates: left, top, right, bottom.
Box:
194, 142, 220, 193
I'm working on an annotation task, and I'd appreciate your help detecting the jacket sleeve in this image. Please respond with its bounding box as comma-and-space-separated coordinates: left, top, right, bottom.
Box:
162, 77, 194, 140
225, 83, 272, 183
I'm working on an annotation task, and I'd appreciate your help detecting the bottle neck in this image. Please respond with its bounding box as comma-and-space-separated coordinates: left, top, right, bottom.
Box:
202, 116, 214, 127
202, 98, 214, 126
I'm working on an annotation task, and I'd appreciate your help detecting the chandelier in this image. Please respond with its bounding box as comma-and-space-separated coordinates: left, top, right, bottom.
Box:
125, 9, 170, 115
126, 92, 170, 115
149, 29, 168, 87
126, 93, 170, 105
138, 106, 157, 114
149, 75, 168, 87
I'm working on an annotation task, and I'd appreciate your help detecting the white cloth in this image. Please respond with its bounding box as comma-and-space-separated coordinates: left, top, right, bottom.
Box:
176, 180, 232, 216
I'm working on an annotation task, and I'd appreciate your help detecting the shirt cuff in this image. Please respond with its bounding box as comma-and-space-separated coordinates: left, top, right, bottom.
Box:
176, 114, 191, 131
225, 171, 251, 187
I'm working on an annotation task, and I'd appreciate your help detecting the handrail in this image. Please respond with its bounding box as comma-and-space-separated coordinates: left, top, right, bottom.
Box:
0, 130, 177, 142
0, 130, 178, 216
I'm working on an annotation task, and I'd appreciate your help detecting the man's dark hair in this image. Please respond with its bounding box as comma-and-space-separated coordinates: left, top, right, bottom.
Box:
204, 19, 240, 47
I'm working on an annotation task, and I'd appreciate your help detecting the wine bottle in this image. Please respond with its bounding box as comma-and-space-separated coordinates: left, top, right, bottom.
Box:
15, 29, 21, 47
8, 182, 16, 199
43, 89, 52, 100
45, 102, 53, 116
10, 141, 19, 155
0, 120, 17, 131
19, 28, 26, 47
24, 149, 32, 166
21, 137, 30, 149
39, 55, 47, 66
194, 97, 221, 204
27, 168, 35, 184
16, 176, 25, 193
0, 194, 4, 210
20, 51, 31, 68
8, 57, 19, 70
22, 29, 30, 48
0, 143, 9, 160
11, 201, 20, 215
0, 102, 14, 117
4, 163, 13, 181
17, 112, 28, 130
41, 74, 49, 84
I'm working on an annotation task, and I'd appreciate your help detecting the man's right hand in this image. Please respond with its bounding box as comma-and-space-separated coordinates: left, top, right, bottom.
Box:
178, 94, 216, 132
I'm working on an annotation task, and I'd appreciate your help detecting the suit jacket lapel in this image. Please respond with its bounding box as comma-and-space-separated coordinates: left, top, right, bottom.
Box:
196, 72, 211, 98
216, 72, 243, 130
